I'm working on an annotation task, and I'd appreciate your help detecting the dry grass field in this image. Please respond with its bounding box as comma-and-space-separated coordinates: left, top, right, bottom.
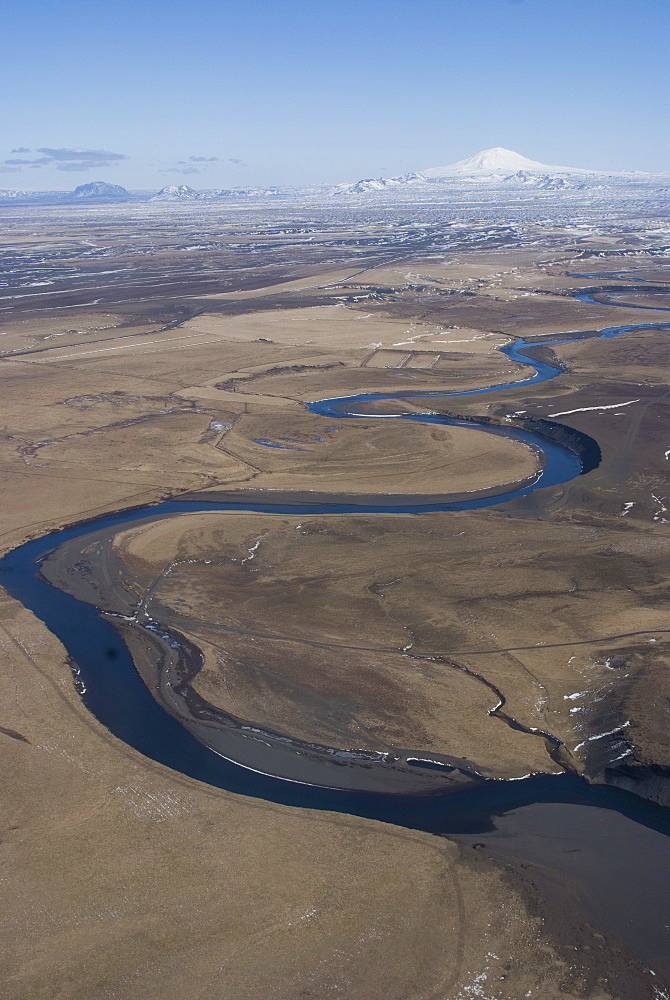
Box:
1, 209, 669, 999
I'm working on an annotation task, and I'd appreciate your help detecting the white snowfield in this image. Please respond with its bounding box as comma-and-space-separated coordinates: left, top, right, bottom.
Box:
548, 399, 640, 417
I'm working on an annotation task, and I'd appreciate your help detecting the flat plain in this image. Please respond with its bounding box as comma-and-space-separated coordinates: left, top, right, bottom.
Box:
1, 202, 670, 999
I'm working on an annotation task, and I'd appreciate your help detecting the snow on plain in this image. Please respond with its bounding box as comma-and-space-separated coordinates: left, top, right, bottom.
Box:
651, 494, 668, 522
114, 784, 192, 821
548, 399, 639, 417
573, 721, 632, 752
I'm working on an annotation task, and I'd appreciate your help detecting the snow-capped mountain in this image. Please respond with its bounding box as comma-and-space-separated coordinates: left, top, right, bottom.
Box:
421, 147, 592, 178
340, 147, 620, 195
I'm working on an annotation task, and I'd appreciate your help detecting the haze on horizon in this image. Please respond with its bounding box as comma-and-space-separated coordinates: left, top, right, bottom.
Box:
2, 0, 668, 190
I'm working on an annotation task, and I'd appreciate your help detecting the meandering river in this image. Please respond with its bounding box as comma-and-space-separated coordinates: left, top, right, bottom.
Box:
2, 281, 670, 984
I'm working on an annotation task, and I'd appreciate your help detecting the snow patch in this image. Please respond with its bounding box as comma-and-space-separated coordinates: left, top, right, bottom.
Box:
548, 399, 639, 417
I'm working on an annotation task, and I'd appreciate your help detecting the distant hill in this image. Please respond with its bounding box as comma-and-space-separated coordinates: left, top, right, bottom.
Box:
149, 184, 281, 201
150, 184, 200, 202
65, 181, 131, 202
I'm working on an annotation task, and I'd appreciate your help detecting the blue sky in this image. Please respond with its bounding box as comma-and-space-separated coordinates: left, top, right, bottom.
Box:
2, 0, 668, 189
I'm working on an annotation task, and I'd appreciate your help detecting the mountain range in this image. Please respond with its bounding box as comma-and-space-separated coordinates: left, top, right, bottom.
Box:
0, 149, 667, 205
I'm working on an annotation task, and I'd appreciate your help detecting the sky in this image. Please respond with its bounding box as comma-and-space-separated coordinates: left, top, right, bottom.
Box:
2, 0, 668, 190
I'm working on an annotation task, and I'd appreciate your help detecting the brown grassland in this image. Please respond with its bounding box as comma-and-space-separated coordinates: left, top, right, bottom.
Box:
1, 212, 669, 999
